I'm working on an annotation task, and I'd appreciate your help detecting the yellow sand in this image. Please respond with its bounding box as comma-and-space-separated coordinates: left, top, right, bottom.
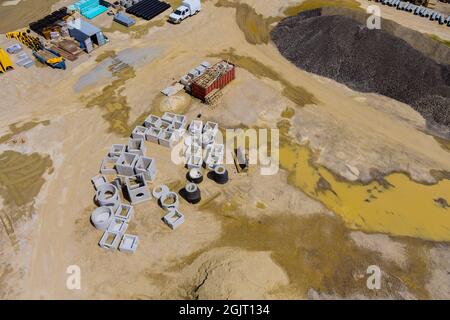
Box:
280, 143, 450, 242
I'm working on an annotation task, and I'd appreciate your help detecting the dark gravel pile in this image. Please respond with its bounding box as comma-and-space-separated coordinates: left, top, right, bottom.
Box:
271, 9, 450, 129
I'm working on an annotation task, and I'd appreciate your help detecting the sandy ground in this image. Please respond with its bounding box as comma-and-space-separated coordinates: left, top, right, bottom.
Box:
0, 0, 449, 299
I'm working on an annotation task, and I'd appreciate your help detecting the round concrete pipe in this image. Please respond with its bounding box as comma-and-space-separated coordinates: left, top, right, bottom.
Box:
214, 165, 229, 184
95, 183, 120, 212
152, 184, 169, 199
184, 182, 201, 204
160, 192, 179, 211
91, 206, 113, 231
188, 168, 203, 184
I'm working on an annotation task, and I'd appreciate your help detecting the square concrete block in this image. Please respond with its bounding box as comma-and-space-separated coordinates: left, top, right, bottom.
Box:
162, 112, 176, 123
163, 209, 184, 230
158, 130, 176, 148
107, 217, 129, 235
125, 173, 152, 205
100, 157, 117, 175
132, 126, 148, 140
109, 144, 126, 159
203, 121, 219, 135
114, 203, 134, 222
135, 156, 157, 181
146, 127, 161, 143
189, 120, 203, 135
144, 115, 162, 128
127, 138, 146, 156
187, 155, 202, 169
99, 231, 121, 250
116, 152, 138, 176
119, 234, 139, 253
91, 174, 107, 190
159, 119, 173, 131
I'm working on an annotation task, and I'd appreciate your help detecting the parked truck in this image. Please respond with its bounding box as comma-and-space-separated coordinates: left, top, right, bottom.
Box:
168, 0, 201, 24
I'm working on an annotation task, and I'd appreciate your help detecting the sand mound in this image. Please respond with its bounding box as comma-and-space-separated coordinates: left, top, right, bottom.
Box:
271, 9, 450, 130
180, 247, 289, 299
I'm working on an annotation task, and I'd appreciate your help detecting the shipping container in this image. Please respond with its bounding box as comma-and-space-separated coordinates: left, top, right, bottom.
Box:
191, 61, 235, 101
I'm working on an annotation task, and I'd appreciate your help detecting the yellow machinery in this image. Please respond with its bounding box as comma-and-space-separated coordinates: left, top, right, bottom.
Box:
0, 47, 14, 73
6, 29, 43, 51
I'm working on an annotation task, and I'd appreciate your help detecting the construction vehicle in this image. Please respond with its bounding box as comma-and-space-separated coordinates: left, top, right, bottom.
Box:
0, 47, 14, 74
168, 0, 201, 24
33, 48, 66, 70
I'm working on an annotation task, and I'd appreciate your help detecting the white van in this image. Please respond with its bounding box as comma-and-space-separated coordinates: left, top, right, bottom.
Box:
168, 0, 201, 24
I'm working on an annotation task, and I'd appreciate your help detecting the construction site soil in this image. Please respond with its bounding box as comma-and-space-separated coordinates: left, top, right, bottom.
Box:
271, 8, 450, 133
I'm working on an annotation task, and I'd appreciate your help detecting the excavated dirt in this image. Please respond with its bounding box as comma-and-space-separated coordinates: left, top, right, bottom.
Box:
271, 8, 450, 131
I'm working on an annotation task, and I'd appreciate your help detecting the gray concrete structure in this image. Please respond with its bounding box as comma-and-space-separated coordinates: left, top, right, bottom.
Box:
109, 144, 126, 158
132, 126, 148, 140
100, 157, 117, 175
114, 203, 134, 222
187, 154, 202, 169
145, 127, 161, 143
125, 173, 152, 205
95, 183, 121, 213
152, 184, 169, 200
158, 130, 177, 147
99, 230, 122, 250
127, 138, 146, 156
189, 120, 203, 135
91, 174, 107, 190
160, 191, 179, 211
116, 152, 138, 176
119, 234, 139, 253
107, 217, 129, 234
91, 206, 114, 231
163, 209, 185, 230
135, 156, 157, 181
144, 115, 162, 128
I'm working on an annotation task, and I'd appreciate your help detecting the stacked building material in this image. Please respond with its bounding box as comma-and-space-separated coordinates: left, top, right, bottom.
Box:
191, 61, 235, 103
72, 0, 108, 19
114, 12, 136, 27
126, 0, 171, 20
15, 52, 35, 69
29, 7, 70, 37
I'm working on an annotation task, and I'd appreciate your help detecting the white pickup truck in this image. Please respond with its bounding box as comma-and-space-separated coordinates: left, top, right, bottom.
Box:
168, 0, 201, 24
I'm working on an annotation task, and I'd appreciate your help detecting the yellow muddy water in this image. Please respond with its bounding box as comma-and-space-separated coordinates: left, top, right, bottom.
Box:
279, 139, 450, 242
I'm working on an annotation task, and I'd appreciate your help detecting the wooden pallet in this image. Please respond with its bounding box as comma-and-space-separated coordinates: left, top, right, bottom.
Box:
204, 88, 222, 106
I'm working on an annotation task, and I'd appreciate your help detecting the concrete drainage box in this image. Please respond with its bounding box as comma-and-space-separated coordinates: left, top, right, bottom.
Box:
163, 209, 184, 230
114, 203, 134, 222
135, 156, 157, 181
99, 230, 122, 250
127, 138, 146, 156
116, 152, 139, 176
119, 234, 139, 253
125, 173, 152, 205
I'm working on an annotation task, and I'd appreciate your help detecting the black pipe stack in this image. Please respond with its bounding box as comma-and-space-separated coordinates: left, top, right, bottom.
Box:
188, 168, 203, 184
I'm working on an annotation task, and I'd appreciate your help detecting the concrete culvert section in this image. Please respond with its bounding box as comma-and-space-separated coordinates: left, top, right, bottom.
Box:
95, 183, 120, 212
91, 207, 114, 231
160, 192, 179, 210
152, 184, 169, 199
271, 8, 450, 131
